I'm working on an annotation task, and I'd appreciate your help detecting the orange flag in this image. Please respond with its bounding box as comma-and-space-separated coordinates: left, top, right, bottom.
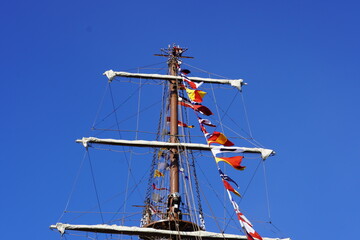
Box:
215, 156, 246, 170
207, 132, 234, 146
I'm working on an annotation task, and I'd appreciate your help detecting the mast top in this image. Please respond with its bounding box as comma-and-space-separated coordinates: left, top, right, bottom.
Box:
154, 44, 194, 59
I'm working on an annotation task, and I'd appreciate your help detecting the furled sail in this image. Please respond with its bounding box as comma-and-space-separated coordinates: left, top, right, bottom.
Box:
104, 70, 246, 90
77, 137, 275, 160
50, 223, 290, 240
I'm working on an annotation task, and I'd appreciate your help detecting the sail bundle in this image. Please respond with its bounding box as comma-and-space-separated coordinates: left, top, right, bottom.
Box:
103, 70, 245, 90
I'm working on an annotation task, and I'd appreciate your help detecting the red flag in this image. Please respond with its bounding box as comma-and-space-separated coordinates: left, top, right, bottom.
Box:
223, 180, 241, 197
215, 156, 245, 170
193, 104, 213, 116
207, 132, 234, 146
152, 183, 168, 191
179, 101, 213, 116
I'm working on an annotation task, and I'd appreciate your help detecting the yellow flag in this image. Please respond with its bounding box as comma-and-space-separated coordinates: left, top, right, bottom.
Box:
185, 88, 207, 103
154, 169, 164, 177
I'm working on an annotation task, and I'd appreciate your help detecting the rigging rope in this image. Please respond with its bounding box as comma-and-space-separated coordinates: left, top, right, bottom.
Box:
92, 79, 149, 130
124, 61, 168, 72
120, 68, 142, 227
108, 82, 149, 226
93, 99, 162, 137
239, 160, 262, 202
262, 160, 272, 221
182, 62, 229, 79
86, 149, 105, 224
91, 82, 110, 133
196, 158, 241, 233
143, 80, 167, 225
58, 150, 87, 222
240, 91, 254, 139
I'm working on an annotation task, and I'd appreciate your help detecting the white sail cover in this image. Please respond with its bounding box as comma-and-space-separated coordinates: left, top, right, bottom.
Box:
50, 223, 290, 240
77, 137, 275, 160
103, 70, 246, 90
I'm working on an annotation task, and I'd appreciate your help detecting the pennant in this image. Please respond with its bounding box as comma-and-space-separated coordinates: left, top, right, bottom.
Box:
154, 169, 164, 177
237, 211, 263, 240
193, 104, 213, 116
197, 117, 212, 138
215, 156, 246, 170
180, 69, 203, 89
244, 225, 263, 240
183, 78, 203, 89
211, 146, 245, 156
218, 168, 239, 188
152, 183, 168, 191
166, 117, 194, 128
198, 117, 216, 127
223, 180, 241, 197
229, 196, 262, 240
179, 99, 213, 116
200, 123, 208, 135
185, 88, 207, 103
207, 132, 234, 146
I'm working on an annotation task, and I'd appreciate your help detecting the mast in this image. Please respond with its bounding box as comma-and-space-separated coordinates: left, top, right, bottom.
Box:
138, 45, 204, 232
168, 48, 180, 220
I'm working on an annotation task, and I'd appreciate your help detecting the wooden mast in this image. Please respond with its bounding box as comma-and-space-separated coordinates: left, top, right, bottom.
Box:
168, 49, 180, 220
142, 45, 202, 232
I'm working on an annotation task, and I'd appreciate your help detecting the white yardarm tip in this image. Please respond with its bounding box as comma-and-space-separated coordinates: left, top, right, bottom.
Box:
230, 79, 245, 90
103, 70, 116, 81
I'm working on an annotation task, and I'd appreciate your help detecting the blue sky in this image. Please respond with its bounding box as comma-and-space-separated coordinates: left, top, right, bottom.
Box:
1, 0, 360, 239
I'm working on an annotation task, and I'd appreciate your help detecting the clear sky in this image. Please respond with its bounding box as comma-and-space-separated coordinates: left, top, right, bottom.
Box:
2, 0, 360, 239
